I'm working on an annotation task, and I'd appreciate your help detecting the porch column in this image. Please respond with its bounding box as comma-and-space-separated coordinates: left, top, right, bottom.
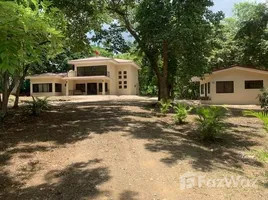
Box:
102, 80, 105, 95
66, 81, 69, 96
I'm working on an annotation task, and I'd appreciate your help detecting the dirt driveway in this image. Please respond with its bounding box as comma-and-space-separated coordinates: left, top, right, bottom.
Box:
0, 98, 268, 200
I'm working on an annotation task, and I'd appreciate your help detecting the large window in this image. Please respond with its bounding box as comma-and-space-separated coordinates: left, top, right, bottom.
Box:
33, 83, 52, 93
201, 84, 204, 94
216, 81, 234, 93
55, 83, 62, 93
77, 66, 107, 76
245, 80, 263, 89
76, 84, 85, 92
99, 83, 108, 92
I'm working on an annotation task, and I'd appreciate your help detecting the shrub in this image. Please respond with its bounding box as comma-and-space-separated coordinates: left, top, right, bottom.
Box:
243, 110, 268, 132
159, 99, 172, 114
258, 88, 268, 112
195, 106, 228, 141
173, 103, 190, 124
26, 96, 49, 116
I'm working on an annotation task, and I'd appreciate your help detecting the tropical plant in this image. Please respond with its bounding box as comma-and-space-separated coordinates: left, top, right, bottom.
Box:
26, 96, 49, 116
243, 110, 268, 132
258, 88, 268, 113
195, 106, 228, 141
173, 103, 190, 124
159, 99, 172, 114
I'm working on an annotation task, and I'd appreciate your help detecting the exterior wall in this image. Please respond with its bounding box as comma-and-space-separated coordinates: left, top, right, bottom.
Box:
115, 65, 132, 95
30, 78, 64, 97
200, 68, 268, 105
29, 61, 139, 96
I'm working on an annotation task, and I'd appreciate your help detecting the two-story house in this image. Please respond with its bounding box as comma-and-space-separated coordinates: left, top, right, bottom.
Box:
26, 56, 140, 96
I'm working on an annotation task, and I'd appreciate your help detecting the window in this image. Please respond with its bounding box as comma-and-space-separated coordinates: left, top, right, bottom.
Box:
124, 71, 127, 74
208, 82, 211, 94
119, 76, 122, 79
124, 85, 127, 89
119, 81, 122, 84
245, 80, 263, 89
201, 84, 204, 94
124, 81, 127, 84
124, 75, 127, 79
119, 85, 122, 89
216, 81, 234, 93
76, 84, 85, 92
99, 83, 108, 92
33, 83, 52, 93
55, 83, 62, 93
77, 65, 107, 76
119, 71, 122, 75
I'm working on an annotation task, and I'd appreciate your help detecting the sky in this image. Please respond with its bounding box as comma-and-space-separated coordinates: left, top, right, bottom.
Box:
212, 0, 266, 17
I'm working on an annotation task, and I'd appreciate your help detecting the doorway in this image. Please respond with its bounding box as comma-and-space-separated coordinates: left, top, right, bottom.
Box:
87, 83, 97, 95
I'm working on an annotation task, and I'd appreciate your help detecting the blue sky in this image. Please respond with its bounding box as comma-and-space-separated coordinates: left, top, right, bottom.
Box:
212, 0, 266, 16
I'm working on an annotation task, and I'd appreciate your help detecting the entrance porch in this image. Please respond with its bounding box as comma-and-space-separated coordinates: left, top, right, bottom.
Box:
63, 76, 110, 96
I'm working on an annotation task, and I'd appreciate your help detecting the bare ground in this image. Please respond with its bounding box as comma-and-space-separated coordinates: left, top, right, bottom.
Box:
0, 97, 268, 200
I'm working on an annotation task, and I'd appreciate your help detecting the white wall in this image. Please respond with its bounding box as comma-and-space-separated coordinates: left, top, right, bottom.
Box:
200, 68, 268, 105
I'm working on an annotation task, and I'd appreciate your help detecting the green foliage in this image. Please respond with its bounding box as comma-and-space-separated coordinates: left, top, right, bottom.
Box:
258, 88, 268, 112
26, 96, 49, 116
243, 110, 268, 132
173, 103, 190, 124
253, 149, 268, 162
159, 99, 172, 114
195, 106, 228, 141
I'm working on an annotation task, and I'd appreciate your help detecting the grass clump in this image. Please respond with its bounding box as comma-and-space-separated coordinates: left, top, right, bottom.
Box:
195, 106, 228, 141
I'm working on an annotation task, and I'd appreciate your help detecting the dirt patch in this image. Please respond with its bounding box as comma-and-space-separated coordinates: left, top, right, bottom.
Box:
0, 99, 268, 200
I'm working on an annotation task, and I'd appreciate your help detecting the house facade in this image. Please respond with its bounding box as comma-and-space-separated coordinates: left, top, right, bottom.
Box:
26, 56, 140, 96
194, 66, 268, 105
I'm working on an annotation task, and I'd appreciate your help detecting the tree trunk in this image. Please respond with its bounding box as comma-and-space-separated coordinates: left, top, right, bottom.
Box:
13, 65, 29, 108
1, 71, 9, 116
13, 79, 23, 108
158, 40, 169, 100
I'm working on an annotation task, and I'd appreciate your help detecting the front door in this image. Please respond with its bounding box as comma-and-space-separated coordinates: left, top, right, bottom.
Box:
87, 83, 97, 95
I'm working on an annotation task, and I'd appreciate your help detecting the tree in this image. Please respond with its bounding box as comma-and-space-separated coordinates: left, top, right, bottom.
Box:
210, 2, 268, 69
0, 0, 64, 115
105, 0, 223, 100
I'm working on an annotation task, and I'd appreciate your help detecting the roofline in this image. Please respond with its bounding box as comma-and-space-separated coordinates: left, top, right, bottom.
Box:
211, 66, 268, 75
68, 58, 141, 69
26, 76, 65, 79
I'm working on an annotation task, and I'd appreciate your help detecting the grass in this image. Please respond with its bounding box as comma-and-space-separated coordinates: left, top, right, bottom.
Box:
243, 110, 268, 132
253, 149, 268, 162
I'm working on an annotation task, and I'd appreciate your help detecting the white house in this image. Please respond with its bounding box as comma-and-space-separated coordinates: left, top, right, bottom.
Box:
26, 56, 140, 96
193, 66, 268, 105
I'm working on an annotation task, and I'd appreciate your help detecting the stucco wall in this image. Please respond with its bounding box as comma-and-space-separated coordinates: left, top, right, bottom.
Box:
30, 78, 64, 97
200, 68, 268, 105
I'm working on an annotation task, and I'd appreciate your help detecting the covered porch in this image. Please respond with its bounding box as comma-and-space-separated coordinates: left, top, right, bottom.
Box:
63, 76, 111, 96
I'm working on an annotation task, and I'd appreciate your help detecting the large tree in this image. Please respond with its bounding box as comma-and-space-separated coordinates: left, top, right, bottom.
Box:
105, 0, 223, 99
0, 0, 64, 115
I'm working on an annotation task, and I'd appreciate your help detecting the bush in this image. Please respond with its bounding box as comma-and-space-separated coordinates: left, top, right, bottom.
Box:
159, 99, 172, 114
195, 106, 228, 141
243, 110, 268, 132
258, 88, 268, 112
26, 96, 49, 116
173, 103, 190, 124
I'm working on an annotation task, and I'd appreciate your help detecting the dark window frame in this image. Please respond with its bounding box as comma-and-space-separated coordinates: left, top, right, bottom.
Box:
55, 83, 62, 93
245, 80, 263, 89
76, 84, 86, 92
216, 81, 234, 93
99, 83, 108, 92
201, 84, 204, 94
33, 83, 52, 93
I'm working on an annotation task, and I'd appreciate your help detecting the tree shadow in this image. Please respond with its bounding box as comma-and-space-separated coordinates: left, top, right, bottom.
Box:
1, 159, 111, 200
119, 190, 139, 200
